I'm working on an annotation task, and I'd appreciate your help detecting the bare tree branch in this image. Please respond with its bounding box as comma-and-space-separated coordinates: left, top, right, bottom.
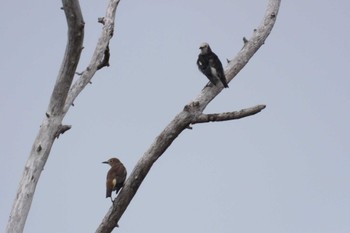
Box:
63, 0, 120, 113
6, 1, 84, 233
191, 105, 266, 124
6, 1, 122, 233
48, 2, 85, 117
95, 0, 281, 232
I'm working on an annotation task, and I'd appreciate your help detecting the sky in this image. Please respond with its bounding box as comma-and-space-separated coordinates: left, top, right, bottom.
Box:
1, 0, 350, 232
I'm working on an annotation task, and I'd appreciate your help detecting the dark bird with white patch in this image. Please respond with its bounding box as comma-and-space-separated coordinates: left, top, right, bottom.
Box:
102, 157, 127, 202
197, 42, 229, 88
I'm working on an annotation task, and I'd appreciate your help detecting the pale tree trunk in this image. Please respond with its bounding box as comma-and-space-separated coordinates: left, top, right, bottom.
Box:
6, 0, 281, 233
6, 0, 120, 232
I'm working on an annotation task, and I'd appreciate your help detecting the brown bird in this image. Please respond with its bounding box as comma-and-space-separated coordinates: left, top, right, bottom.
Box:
102, 157, 127, 202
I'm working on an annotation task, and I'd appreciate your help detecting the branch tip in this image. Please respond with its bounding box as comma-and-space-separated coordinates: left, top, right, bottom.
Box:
192, 105, 266, 124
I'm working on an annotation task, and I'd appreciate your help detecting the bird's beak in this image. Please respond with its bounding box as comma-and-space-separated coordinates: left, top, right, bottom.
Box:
102, 161, 109, 164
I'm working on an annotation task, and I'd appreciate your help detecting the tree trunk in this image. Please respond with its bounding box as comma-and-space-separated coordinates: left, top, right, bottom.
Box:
6, 0, 121, 232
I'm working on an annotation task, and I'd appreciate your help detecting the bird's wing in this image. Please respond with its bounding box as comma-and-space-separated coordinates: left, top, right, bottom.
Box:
197, 55, 208, 72
209, 52, 228, 88
197, 54, 217, 85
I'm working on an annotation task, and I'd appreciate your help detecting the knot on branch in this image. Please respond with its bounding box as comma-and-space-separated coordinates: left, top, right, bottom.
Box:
36, 144, 42, 152
55, 125, 72, 138
98, 17, 105, 25
243, 37, 248, 44
183, 101, 200, 113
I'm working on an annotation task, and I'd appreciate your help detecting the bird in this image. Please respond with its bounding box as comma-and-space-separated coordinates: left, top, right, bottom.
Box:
102, 157, 127, 202
197, 42, 229, 88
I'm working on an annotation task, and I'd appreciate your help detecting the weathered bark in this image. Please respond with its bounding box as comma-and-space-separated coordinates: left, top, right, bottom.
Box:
6, 2, 84, 233
95, 0, 281, 232
192, 105, 266, 124
6, 1, 121, 233
7, 0, 280, 232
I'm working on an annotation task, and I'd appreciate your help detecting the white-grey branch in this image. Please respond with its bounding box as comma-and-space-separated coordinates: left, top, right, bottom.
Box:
6, 1, 121, 233
6, 2, 84, 233
95, 0, 281, 232
63, 0, 120, 113
192, 105, 266, 124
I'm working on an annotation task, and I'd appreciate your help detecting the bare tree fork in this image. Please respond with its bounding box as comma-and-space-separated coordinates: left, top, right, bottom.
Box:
64, 0, 120, 112
6, 1, 121, 233
96, 0, 281, 232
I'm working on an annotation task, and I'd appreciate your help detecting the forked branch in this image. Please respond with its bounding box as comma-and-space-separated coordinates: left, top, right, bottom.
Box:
6, 1, 122, 233
96, 0, 281, 232
63, 0, 121, 113
6, 1, 84, 233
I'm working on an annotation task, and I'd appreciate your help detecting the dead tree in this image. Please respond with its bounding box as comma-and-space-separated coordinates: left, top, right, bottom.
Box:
96, 1, 281, 232
6, 0, 281, 233
6, 0, 117, 232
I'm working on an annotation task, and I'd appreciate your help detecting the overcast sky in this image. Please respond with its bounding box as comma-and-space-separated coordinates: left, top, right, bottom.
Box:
1, 0, 350, 232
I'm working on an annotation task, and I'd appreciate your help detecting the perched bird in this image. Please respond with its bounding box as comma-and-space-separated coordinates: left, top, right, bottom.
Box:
102, 157, 127, 202
197, 42, 229, 88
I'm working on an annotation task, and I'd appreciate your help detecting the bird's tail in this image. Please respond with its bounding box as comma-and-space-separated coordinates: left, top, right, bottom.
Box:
221, 77, 229, 88
106, 189, 112, 198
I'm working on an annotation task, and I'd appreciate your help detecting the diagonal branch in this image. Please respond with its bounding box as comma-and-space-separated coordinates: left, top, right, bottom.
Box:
63, 0, 121, 113
47, 1, 85, 117
6, 1, 84, 233
95, 0, 281, 232
192, 105, 266, 124
7, 2, 123, 233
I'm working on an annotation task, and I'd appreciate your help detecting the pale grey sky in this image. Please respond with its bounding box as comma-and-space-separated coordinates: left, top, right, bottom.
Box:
1, 0, 350, 232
